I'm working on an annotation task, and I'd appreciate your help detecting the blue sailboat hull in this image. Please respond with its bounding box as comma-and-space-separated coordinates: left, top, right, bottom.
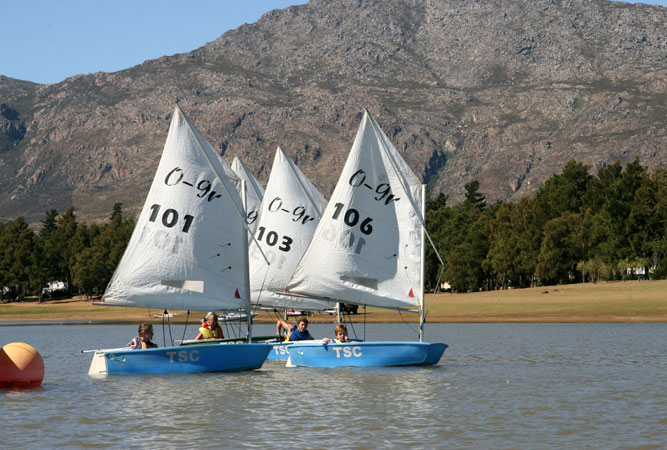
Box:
267, 342, 292, 361
266, 339, 352, 361
89, 343, 271, 375
286, 342, 447, 367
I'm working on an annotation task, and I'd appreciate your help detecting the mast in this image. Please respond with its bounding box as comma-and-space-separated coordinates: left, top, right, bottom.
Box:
178, 106, 255, 338
336, 301, 342, 325
419, 184, 426, 342
241, 179, 253, 342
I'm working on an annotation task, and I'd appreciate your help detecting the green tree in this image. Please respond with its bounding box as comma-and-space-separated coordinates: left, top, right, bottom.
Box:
439, 197, 491, 292
485, 202, 520, 288
47, 206, 79, 292
71, 204, 135, 296
534, 160, 593, 222
464, 180, 486, 211
103, 203, 135, 277
595, 159, 647, 262
0, 218, 36, 300
627, 169, 665, 275
426, 192, 448, 211
576, 260, 588, 282
32, 209, 61, 301
536, 211, 584, 285
506, 197, 541, 287
0, 222, 8, 300
425, 199, 453, 289
444, 242, 477, 292
72, 246, 108, 297
40, 209, 59, 237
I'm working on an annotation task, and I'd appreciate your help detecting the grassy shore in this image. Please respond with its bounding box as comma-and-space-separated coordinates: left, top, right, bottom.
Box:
0, 279, 665, 324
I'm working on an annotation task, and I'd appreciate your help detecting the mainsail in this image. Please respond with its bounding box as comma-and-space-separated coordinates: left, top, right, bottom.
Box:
231, 155, 265, 234
286, 111, 424, 309
102, 106, 250, 311
248, 147, 332, 310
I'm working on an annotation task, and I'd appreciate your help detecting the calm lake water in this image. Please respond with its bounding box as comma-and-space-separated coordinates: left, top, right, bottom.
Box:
1, 322, 666, 449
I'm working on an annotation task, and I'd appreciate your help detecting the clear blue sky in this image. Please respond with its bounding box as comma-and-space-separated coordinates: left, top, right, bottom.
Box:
2, 0, 309, 84
2, 0, 664, 85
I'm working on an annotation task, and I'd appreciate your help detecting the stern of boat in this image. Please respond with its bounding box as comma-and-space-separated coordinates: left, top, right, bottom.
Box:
88, 351, 108, 376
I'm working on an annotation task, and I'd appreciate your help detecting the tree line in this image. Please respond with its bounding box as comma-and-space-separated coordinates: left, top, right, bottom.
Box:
0, 204, 134, 301
425, 159, 666, 292
0, 158, 664, 302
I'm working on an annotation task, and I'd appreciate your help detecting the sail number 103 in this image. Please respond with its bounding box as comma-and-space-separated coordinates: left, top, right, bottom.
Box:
148, 204, 194, 233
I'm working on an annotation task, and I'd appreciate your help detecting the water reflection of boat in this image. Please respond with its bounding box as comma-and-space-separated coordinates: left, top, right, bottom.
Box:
88, 106, 270, 375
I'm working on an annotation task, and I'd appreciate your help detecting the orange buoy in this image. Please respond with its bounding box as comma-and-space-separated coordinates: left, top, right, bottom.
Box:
0, 342, 45, 388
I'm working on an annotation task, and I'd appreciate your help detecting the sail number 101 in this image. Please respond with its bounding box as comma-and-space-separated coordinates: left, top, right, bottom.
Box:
149, 204, 194, 233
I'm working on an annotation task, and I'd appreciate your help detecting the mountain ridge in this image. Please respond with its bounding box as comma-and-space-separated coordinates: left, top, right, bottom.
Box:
1, 0, 665, 223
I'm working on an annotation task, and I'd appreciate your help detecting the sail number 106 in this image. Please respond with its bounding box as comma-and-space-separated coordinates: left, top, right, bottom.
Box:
331, 203, 373, 235
149, 204, 194, 233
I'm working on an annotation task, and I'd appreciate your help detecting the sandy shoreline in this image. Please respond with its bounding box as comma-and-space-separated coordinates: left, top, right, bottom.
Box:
1, 280, 665, 324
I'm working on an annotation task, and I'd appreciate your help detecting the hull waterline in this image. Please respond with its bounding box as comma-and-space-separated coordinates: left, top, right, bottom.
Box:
286, 341, 447, 368
89, 343, 271, 375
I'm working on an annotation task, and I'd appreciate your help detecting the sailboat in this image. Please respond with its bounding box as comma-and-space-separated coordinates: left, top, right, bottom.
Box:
246, 147, 332, 361
231, 155, 265, 235
283, 111, 448, 367
248, 147, 331, 311
88, 106, 271, 375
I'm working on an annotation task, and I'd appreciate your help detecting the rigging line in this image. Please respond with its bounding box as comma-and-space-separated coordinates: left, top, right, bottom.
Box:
366, 112, 444, 266
251, 260, 272, 312
235, 314, 244, 338
269, 309, 284, 339
426, 265, 446, 317
167, 312, 174, 347
178, 104, 270, 267
161, 311, 167, 347
228, 319, 238, 339
363, 304, 366, 341
221, 315, 230, 338
397, 307, 419, 337
180, 310, 190, 344
345, 312, 360, 341
220, 312, 240, 339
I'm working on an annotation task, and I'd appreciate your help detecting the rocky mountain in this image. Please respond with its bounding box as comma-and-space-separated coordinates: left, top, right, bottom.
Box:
1, 0, 665, 224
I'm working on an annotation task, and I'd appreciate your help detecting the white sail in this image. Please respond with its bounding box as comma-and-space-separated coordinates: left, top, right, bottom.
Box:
249, 147, 332, 310
287, 111, 423, 309
102, 106, 250, 311
231, 155, 265, 234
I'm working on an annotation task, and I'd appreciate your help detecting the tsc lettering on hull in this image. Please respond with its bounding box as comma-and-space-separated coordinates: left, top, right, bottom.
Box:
332, 346, 362, 358
165, 349, 200, 363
